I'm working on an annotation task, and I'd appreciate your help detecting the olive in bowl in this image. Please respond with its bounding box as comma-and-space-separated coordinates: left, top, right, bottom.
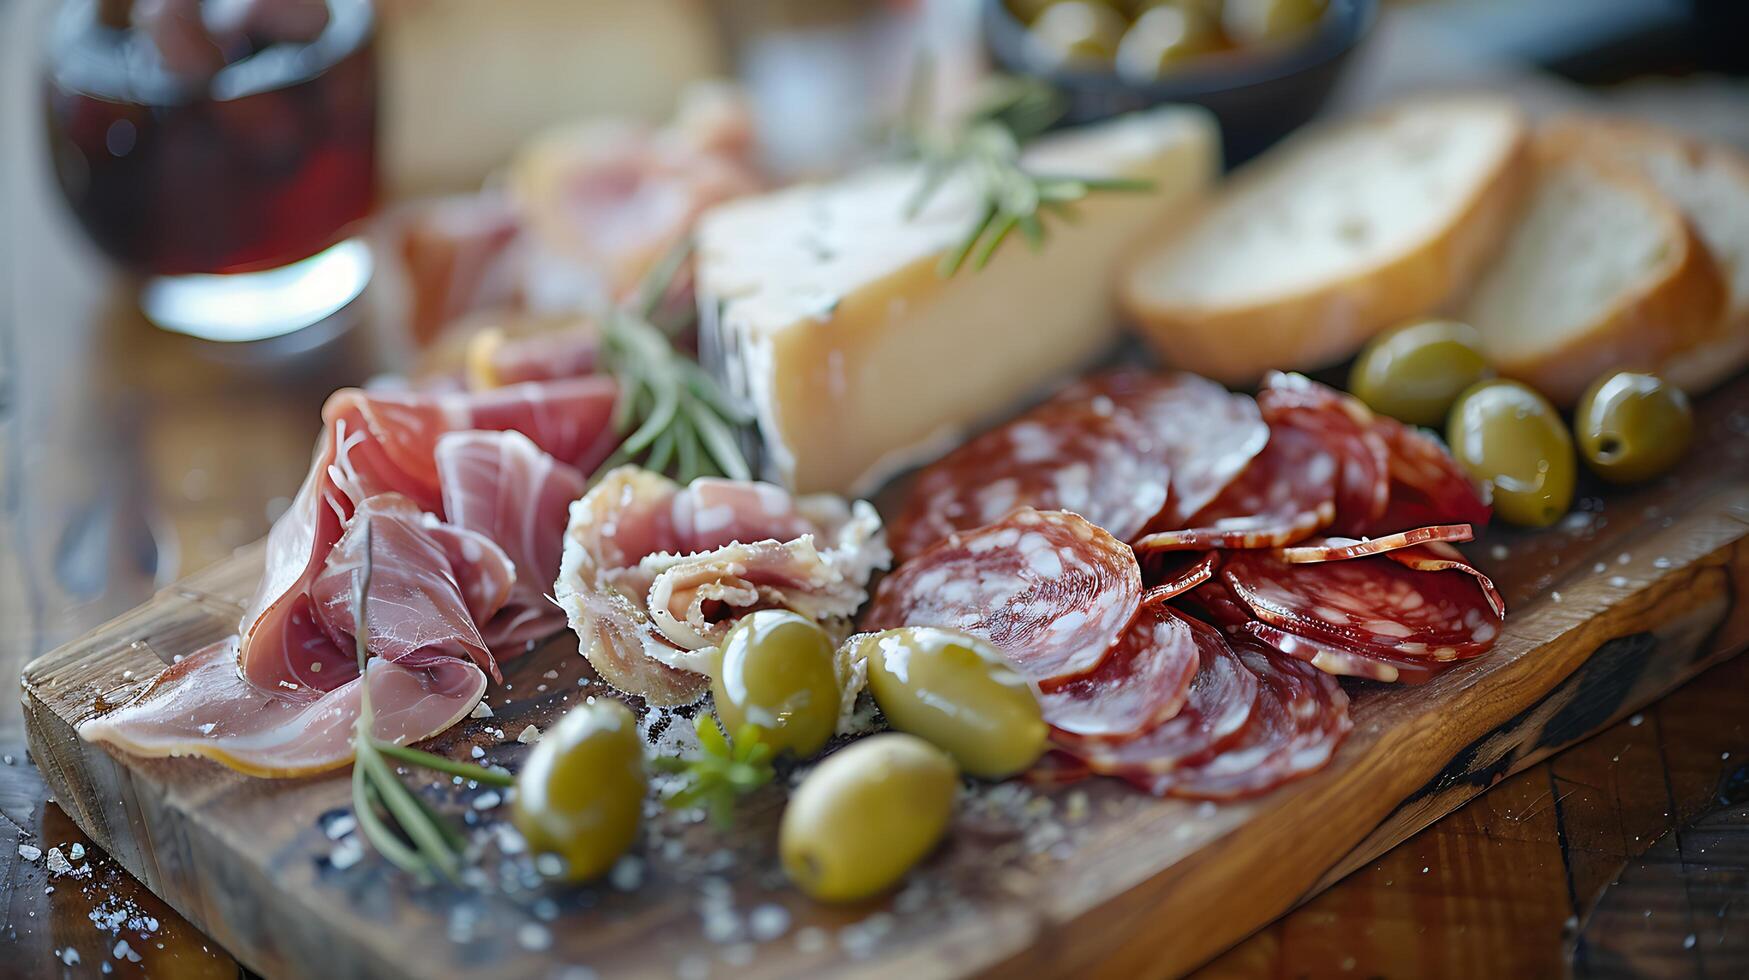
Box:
985, 0, 1377, 164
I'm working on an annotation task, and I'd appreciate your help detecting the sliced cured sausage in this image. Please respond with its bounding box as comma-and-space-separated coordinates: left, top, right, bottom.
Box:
864, 509, 1142, 684
1039, 604, 1201, 742
1135, 422, 1337, 551
1384, 541, 1507, 618
1141, 552, 1219, 605
1370, 414, 1492, 531
889, 398, 1171, 562
1223, 551, 1504, 661
1057, 370, 1268, 525
1276, 524, 1474, 563
1064, 616, 1257, 774
1241, 619, 1447, 685
1131, 645, 1350, 800
1256, 372, 1390, 535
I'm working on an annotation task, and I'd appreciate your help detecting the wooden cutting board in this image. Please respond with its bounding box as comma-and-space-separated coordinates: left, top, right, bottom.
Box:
21, 374, 1749, 980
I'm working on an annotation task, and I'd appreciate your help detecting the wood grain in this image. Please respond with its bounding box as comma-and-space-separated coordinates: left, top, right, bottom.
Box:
19, 374, 1749, 978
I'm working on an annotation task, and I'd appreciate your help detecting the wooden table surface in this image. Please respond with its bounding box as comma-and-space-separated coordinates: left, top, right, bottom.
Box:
3, 3, 1747, 977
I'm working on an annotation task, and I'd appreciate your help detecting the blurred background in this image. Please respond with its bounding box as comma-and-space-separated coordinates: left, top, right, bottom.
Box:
3, 0, 1748, 976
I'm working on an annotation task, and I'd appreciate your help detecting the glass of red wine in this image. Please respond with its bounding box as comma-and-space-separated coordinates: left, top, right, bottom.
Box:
43, 0, 378, 342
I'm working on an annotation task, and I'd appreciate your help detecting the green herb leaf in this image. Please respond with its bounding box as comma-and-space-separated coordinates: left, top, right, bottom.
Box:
657, 715, 776, 829
895, 66, 1155, 275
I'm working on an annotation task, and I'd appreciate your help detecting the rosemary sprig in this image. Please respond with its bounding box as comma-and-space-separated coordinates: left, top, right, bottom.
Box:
594, 241, 753, 484
347, 518, 516, 884
898, 63, 1155, 276
650, 715, 775, 829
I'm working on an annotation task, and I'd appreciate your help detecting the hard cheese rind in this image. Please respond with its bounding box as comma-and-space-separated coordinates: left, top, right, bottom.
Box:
696, 106, 1218, 495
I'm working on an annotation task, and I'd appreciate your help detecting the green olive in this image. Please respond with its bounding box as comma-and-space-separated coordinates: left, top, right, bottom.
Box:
780, 734, 958, 903
1348, 319, 1494, 427
513, 698, 645, 881
1115, 4, 1222, 80
855, 628, 1047, 779
1446, 379, 1576, 528
1223, 0, 1328, 45
1573, 371, 1694, 484
1028, 1, 1130, 68
712, 610, 840, 759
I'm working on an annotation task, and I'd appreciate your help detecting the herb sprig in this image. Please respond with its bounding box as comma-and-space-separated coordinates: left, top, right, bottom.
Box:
898, 62, 1154, 276
651, 715, 775, 828
348, 519, 515, 884
594, 241, 753, 483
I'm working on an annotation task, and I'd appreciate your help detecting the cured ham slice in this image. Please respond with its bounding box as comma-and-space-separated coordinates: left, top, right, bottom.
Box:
555, 467, 889, 704
1065, 616, 1257, 776
1131, 645, 1350, 800
1039, 605, 1201, 743
1135, 423, 1338, 552
1223, 551, 1504, 661
78, 640, 487, 779
436, 430, 589, 651
890, 398, 1171, 563
1058, 370, 1268, 525
864, 509, 1141, 685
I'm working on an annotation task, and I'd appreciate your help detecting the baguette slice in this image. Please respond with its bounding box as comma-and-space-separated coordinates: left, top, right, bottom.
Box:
1121, 96, 1529, 384
1460, 135, 1727, 406
1539, 115, 1749, 394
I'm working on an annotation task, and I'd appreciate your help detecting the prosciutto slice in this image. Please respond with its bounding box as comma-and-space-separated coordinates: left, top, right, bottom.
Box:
85, 376, 619, 776
555, 467, 889, 705
81, 495, 514, 775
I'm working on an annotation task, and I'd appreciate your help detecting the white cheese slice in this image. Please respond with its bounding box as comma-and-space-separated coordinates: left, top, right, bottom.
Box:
696, 105, 1218, 495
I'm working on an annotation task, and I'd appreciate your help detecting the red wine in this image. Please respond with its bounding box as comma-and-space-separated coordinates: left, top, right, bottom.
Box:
43, 0, 377, 277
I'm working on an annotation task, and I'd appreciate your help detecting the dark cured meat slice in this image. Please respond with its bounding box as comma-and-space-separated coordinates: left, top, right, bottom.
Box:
1384, 542, 1507, 619
1256, 373, 1389, 535
1276, 524, 1474, 563
1056, 370, 1268, 526
1183, 576, 1251, 631
1039, 604, 1201, 742
1223, 551, 1503, 661
1131, 645, 1350, 800
864, 508, 1141, 684
1064, 616, 1257, 774
1242, 620, 1447, 685
1141, 552, 1218, 605
1369, 415, 1492, 531
1135, 422, 1338, 551
889, 399, 1171, 562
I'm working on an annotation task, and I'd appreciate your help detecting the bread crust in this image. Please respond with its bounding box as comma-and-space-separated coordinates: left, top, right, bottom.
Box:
1539, 114, 1749, 394
1479, 135, 1728, 406
1119, 96, 1531, 385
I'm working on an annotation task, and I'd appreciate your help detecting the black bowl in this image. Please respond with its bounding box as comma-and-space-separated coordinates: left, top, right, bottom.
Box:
983, 0, 1378, 166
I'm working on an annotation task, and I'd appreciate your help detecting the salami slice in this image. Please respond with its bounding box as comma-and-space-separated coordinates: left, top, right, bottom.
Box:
864, 509, 1142, 684
1024, 749, 1092, 787
1039, 604, 1201, 742
1182, 576, 1251, 631
1065, 616, 1258, 775
890, 399, 1171, 562
1131, 645, 1350, 800
1276, 524, 1474, 563
1223, 551, 1503, 661
1384, 542, 1507, 619
1370, 415, 1492, 531
1135, 423, 1337, 551
1257, 373, 1390, 535
1242, 619, 1446, 685
1057, 370, 1268, 525
1141, 552, 1218, 605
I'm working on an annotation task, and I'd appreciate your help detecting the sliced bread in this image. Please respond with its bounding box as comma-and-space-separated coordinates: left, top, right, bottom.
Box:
1539, 115, 1749, 394
1459, 135, 1727, 406
1120, 95, 1529, 385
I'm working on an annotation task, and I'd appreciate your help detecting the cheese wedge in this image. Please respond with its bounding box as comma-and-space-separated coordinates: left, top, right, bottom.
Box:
696, 106, 1218, 495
